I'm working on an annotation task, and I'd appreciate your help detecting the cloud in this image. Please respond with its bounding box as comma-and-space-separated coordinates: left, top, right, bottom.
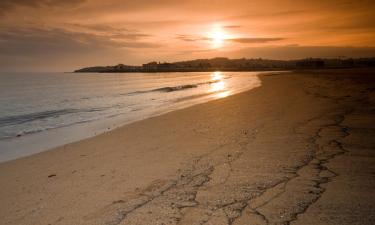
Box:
0, 26, 161, 57
67, 23, 153, 40
228, 37, 284, 43
0, 0, 85, 13
223, 25, 241, 29
231, 45, 375, 59
68, 23, 130, 33
175, 35, 209, 42
225, 9, 306, 21
176, 48, 216, 54
176, 35, 284, 44
0, 26, 162, 72
0, 27, 111, 56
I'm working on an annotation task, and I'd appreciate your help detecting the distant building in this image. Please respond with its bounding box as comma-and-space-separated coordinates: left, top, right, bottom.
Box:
157, 63, 173, 69
296, 59, 325, 68
142, 62, 158, 71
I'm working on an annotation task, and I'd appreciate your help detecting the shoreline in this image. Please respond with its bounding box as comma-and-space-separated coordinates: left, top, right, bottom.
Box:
1, 69, 374, 224
0, 71, 265, 163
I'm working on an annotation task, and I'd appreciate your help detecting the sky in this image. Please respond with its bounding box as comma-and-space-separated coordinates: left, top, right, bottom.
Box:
0, 0, 374, 72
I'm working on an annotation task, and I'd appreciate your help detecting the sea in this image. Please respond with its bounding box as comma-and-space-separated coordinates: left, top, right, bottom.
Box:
0, 71, 264, 162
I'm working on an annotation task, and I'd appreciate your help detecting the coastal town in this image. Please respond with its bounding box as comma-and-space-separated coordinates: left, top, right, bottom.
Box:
75, 57, 375, 72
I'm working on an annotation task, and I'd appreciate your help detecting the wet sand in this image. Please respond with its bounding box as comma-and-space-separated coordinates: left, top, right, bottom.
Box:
0, 69, 375, 225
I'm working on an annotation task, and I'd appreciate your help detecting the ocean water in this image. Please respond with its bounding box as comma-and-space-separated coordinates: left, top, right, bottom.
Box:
0, 71, 263, 162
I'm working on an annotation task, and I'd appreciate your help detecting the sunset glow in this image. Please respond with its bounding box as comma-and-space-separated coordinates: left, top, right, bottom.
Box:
0, 0, 374, 72
211, 71, 224, 81
209, 71, 226, 95
210, 25, 228, 48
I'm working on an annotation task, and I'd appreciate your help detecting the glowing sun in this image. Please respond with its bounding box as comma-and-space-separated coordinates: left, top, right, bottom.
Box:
209, 25, 228, 48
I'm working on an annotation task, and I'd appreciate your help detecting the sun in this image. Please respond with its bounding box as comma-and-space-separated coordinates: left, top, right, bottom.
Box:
212, 30, 225, 47
209, 25, 228, 48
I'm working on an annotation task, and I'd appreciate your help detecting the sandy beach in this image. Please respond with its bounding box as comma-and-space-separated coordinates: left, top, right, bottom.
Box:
0, 69, 374, 225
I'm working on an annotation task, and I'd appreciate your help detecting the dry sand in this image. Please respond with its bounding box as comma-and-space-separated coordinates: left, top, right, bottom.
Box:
0, 69, 374, 225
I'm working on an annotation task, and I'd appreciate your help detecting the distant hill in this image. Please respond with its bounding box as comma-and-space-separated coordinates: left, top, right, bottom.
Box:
74, 57, 375, 73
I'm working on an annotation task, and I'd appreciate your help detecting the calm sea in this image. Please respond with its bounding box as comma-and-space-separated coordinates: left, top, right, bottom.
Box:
0, 71, 263, 162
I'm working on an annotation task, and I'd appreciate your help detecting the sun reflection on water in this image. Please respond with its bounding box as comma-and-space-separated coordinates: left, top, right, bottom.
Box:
211, 71, 224, 81
209, 71, 230, 98
210, 80, 225, 92
216, 91, 230, 98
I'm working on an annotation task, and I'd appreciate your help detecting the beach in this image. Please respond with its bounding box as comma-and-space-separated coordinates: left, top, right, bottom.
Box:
0, 69, 374, 225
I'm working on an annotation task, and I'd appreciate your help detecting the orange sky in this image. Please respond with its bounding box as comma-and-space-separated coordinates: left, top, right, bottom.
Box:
0, 0, 374, 71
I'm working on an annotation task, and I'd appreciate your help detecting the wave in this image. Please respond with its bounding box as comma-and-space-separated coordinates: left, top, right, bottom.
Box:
127, 79, 226, 95
153, 84, 198, 92
0, 118, 100, 140
0, 108, 104, 127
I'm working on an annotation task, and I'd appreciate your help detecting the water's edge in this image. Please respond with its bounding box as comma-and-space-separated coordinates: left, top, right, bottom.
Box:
0, 72, 274, 162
